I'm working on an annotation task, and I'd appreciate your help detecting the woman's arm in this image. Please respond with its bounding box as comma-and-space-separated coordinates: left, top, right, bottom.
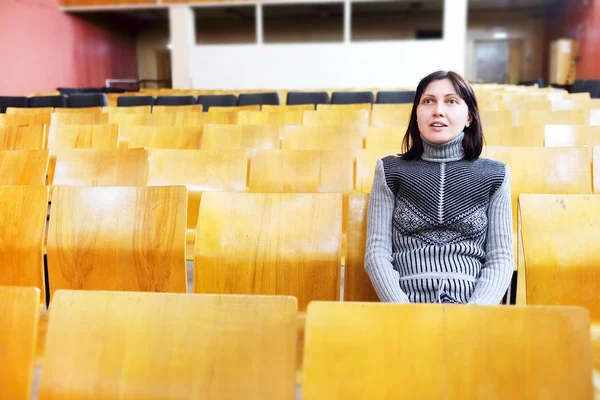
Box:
468, 164, 514, 305
364, 159, 411, 303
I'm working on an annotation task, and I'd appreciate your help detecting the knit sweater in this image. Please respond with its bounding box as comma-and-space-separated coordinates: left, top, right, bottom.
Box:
364, 132, 514, 305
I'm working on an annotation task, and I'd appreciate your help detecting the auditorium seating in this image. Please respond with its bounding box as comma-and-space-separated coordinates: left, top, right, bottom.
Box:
0, 286, 40, 400
0, 186, 48, 299
517, 194, 600, 323
376, 90, 415, 104
29, 95, 67, 108
66, 93, 108, 108
238, 92, 280, 106
262, 104, 315, 112
302, 302, 593, 399
365, 126, 404, 149
154, 95, 196, 106
344, 192, 378, 302
202, 124, 280, 151
281, 125, 364, 151
544, 125, 600, 147
103, 105, 152, 115
152, 104, 202, 113
197, 94, 237, 111
0, 96, 28, 113
317, 103, 372, 112
147, 149, 248, 258
303, 109, 370, 126
238, 110, 304, 125
194, 192, 342, 311
331, 91, 374, 105
0, 124, 46, 150
126, 126, 203, 150
370, 104, 411, 127
0, 149, 49, 185
39, 290, 297, 400
117, 95, 155, 107
52, 148, 148, 187
286, 91, 329, 106
47, 186, 187, 299
53, 106, 104, 114
594, 147, 600, 193
172, 110, 237, 125
0, 113, 50, 127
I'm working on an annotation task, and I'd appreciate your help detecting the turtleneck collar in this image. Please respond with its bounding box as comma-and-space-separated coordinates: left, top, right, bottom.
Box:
421, 132, 465, 162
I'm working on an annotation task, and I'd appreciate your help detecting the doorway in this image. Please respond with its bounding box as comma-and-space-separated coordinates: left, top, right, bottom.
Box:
155, 50, 172, 88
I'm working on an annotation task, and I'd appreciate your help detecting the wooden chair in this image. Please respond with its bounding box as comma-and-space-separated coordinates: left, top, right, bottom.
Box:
47, 124, 119, 184
317, 103, 372, 112
302, 302, 593, 400
237, 111, 304, 126
517, 194, 600, 323
0, 113, 50, 126
47, 186, 187, 299
0, 125, 46, 150
53, 107, 104, 114
0, 186, 48, 300
0, 149, 49, 185
515, 109, 588, 126
262, 104, 314, 112
344, 193, 379, 302
102, 105, 152, 115
484, 146, 592, 241
202, 124, 280, 151
480, 110, 513, 127
6, 107, 53, 115
194, 192, 342, 311
126, 126, 203, 150
356, 148, 400, 193
172, 111, 237, 126
484, 126, 546, 147
544, 125, 600, 147
0, 286, 40, 400
147, 149, 249, 258
281, 125, 365, 151
152, 105, 202, 113
365, 127, 405, 149
594, 147, 600, 194
53, 148, 148, 187
303, 110, 370, 126
208, 105, 260, 112
108, 113, 173, 126
39, 290, 297, 400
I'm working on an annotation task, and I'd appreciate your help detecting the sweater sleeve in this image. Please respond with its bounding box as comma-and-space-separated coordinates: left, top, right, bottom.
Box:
468, 164, 514, 305
364, 159, 411, 303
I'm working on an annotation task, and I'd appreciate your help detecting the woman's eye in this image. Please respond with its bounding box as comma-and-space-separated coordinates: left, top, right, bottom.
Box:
423, 99, 433, 104
448, 99, 458, 104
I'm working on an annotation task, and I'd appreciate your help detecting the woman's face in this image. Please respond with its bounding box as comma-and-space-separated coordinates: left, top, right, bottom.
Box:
416, 78, 471, 144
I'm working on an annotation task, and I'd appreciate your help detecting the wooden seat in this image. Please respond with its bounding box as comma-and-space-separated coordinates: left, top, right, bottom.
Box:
202, 124, 280, 150
0, 186, 48, 299
544, 125, 600, 147
262, 104, 314, 112
303, 302, 593, 399
371, 104, 412, 126
102, 105, 152, 115
108, 113, 173, 126
344, 193, 379, 302
194, 192, 342, 311
594, 147, 600, 194
172, 111, 238, 126
480, 110, 513, 127
53, 148, 149, 186
0, 124, 46, 150
303, 110, 370, 126
356, 148, 400, 193
39, 290, 297, 400
0, 149, 49, 185
484, 146, 592, 241
152, 104, 202, 113
53, 107, 104, 114
518, 194, 600, 323
126, 126, 203, 150
237, 110, 304, 125
0, 113, 50, 126
6, 107, 53, 115
147, 149, 249, 258
209, 105, 260, 112
281, 125, 364, 151
484, 125, 546, 147
0, 286, 40, 400
515, 109, 588, 126
317, 103, 372, 112
47, 186, 187, 299
365, 126, 405, 149
48, 124, 119, 184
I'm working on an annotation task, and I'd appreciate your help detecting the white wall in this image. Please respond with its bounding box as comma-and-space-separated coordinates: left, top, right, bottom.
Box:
179, 0, 467, 90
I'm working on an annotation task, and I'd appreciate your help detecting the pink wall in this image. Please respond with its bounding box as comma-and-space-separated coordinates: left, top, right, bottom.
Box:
0, 0, 138, 96
546, 0, 600, 79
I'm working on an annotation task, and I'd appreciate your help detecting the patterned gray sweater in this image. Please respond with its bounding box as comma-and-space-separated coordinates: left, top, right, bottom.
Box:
364, 132, 514, 305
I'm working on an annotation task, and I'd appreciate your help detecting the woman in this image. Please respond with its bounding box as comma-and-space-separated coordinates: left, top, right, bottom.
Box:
364, 70, 513, 305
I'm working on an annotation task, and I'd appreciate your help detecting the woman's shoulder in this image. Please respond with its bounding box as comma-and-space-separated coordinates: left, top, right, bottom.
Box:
473, 157, 509, 175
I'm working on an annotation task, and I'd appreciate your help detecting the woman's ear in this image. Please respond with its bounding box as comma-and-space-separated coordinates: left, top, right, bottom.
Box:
466, 114, 473, 128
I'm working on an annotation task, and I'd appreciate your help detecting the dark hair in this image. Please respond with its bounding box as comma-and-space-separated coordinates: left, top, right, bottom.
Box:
402, 70, 483, 161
